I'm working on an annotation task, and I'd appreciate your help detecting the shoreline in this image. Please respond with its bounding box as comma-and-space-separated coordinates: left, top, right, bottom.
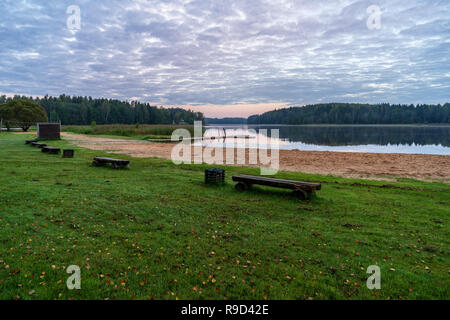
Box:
209, 123, 450, 127
12, 132, 449, 182
55, 133, 450, 183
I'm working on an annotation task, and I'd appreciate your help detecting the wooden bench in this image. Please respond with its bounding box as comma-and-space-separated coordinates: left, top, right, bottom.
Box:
92, 157, 130, 169
42, 146, 61, 154
232, 174, 321, 199
31, 142, 47, 148
25, 140, 37, 145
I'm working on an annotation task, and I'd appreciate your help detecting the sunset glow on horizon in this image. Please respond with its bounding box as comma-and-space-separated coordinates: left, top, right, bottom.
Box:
164, 102, 291, 118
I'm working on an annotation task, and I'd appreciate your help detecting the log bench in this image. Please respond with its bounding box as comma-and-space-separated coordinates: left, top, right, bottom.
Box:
31, 142, 47, 148
42, 146, 61, 154
232, 174, 321, 200
92, 157, 130, 169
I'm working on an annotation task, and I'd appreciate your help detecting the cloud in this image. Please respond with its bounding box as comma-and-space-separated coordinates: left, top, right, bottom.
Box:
0, 0, 449, 116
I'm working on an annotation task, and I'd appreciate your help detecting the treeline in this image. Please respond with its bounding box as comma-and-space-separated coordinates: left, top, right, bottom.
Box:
247, 103, 450, 124
205, 117, 247, 125
0, 95, 204, 125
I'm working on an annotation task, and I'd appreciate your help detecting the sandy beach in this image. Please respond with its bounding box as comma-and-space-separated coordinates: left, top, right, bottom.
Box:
50, 133, 450, 182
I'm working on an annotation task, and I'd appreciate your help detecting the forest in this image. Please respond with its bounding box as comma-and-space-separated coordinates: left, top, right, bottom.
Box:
0, 95, 204, 125
247, 103, 450, 125
2, 97, 449, 126
205, 117, 247, 125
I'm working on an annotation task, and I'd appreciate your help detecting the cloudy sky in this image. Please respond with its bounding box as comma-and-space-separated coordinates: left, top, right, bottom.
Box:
0, 0, 449, 117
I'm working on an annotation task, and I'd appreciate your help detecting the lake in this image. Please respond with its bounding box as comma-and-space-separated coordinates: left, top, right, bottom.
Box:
201, 125, 450, 155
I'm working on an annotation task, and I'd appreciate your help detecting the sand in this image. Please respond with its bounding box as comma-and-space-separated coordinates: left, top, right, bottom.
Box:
51, 133, 450, 182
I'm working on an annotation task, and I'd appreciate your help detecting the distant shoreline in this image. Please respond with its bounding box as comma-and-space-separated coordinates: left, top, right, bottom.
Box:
206, 123, 450, 127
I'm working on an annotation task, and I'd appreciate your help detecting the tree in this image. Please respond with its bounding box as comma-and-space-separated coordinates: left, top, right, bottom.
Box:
247, 103, 450, 125
0, 99, 48, 131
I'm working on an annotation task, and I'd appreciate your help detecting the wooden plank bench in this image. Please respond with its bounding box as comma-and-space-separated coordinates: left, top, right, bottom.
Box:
31, 142, 47, 148
232, 174, 321, 199
92, 157, 130, 169
42, 146, 61, 154
25, 140, 37, 145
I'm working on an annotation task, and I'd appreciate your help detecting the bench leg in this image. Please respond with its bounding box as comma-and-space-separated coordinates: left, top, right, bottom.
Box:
235, 182, 249, 191
293, 189, 308, 200
111, 163, 129, 169
92, 160, 104, 167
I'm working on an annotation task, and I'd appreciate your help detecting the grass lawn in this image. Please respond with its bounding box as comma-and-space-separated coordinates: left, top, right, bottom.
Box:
0, 132, 448, 300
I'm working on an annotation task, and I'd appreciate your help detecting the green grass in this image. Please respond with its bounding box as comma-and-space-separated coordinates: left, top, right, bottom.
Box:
0, 133, 448, 300
63, 124, 196, 140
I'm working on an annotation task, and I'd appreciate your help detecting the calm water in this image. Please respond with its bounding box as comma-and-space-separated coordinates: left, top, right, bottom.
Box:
201, 125, 450, 155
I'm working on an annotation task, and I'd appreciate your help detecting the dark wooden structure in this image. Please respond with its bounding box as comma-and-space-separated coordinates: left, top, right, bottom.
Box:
42, 146, 61, 154
63, 149, 74, 158
232, 174, 321, 199
25, 140, 37, 145
37, 123, 61, 140
31, 142, 47, 148
205, 168, 225, 184
92, 157, 130, 169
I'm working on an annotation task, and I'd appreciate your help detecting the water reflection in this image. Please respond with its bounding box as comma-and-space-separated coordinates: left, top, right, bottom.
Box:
202, 125, 450, 155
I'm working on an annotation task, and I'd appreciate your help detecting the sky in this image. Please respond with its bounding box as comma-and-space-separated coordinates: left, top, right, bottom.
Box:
0, 0, 449, 118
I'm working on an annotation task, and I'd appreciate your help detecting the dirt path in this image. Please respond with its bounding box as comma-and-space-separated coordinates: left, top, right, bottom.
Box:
51, 132, 449, 182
